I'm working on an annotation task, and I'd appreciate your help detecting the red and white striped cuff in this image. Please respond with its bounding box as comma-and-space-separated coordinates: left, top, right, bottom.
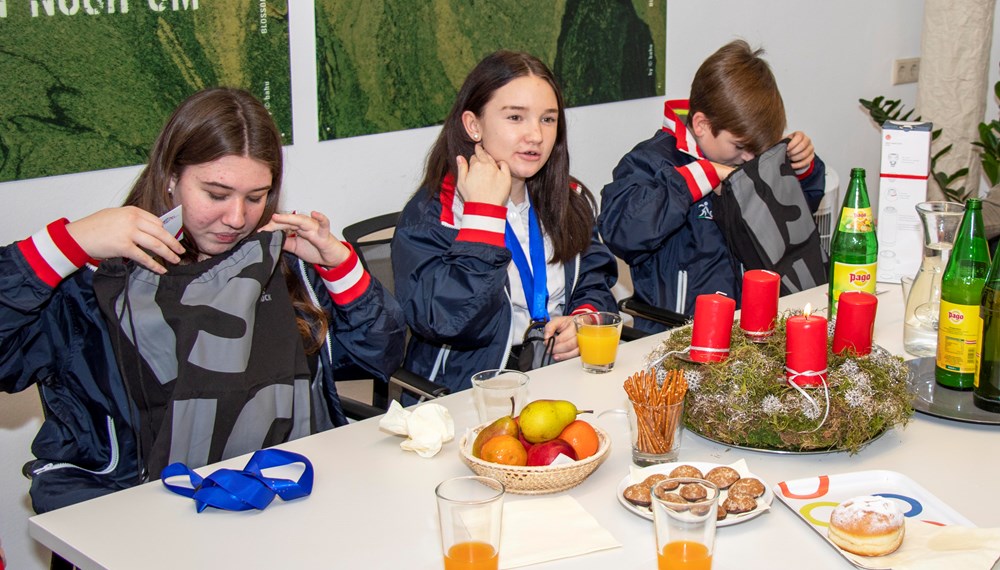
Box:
571, 305, 598, 316
17, 218, 91, 288
795, 159, 815, 180
676, 159, 720, 202
455, 202, 507, 248
315, 242, 371, 305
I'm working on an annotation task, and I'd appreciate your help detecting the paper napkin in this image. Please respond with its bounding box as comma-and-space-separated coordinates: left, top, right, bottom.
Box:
842, 520, 1000, 570
378, 401, 454, 458
499, 496, 621, 569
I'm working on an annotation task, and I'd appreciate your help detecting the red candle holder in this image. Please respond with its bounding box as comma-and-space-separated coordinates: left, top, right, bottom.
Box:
832, 291, 878, 356
740, 270, 780, 341
690, 293, 736, 363
785, 304, 828, 387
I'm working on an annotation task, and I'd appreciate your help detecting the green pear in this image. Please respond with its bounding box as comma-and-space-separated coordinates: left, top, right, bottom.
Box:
472, 416, 519, 458
519, 400, 582, 443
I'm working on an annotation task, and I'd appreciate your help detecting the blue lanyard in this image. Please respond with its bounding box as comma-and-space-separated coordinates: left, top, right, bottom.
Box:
505, 204, 549, 322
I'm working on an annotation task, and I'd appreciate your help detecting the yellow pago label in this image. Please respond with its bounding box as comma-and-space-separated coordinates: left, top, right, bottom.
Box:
831, 262, 877, 302
936, 300, 983, 374
838, 207, 874, 233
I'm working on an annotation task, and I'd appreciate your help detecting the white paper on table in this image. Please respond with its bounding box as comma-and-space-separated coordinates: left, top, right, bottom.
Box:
378, 400, 454, 458
499, 495, 621, 569
841, 520, 1000, 570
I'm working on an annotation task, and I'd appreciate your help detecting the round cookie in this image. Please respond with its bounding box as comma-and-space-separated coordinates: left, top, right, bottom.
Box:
723, 494, 757, 514
623, 483, 652, 508
705, 466, 740, 489
644, 474, 677, 491
679, 483, 708, 502
728, 477, 765, 498
669, 465, 704, 479
717, 504, 728, 521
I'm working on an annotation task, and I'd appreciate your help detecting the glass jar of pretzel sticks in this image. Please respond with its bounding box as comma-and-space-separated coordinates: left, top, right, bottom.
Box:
624, 369, 688, 466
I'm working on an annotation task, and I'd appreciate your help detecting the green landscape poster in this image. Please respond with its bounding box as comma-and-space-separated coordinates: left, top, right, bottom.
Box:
0, 1, 292, 182
314, 0, 666, 140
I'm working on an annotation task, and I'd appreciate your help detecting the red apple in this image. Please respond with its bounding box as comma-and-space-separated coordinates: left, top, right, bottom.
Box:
525, 439, 577, 466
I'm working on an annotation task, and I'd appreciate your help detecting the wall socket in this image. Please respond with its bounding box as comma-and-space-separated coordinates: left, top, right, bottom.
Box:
893, 57, 920, 85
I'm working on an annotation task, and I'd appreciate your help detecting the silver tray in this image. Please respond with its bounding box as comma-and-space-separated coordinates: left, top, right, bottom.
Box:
687, 426, 887, 455
906, 356, 1000, 425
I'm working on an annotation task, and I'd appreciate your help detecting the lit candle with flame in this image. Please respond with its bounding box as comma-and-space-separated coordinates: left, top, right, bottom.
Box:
785, 303, 828, 387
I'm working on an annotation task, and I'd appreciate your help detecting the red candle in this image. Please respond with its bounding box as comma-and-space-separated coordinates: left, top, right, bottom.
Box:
832, 291, 878, 356
740, 270, 780, 340
690, 293, 736, 363
785, 304, 828, 386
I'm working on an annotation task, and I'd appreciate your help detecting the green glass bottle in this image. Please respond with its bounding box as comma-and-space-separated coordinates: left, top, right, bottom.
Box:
936, 199, 990, 389
975, 242, 1000, 410
828, 168, 878, 318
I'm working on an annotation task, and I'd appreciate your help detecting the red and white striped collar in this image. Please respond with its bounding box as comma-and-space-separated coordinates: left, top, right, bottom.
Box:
662, 99, 704, 160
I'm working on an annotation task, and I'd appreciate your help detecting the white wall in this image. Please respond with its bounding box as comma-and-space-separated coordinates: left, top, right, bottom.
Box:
5, 1, 994, 568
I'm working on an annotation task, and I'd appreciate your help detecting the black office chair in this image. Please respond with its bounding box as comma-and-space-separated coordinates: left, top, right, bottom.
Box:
617, 296, 689, 334
341, 213, 449, 419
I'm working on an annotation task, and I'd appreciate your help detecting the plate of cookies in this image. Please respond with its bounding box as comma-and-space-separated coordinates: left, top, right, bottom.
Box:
617, 459, 772, 526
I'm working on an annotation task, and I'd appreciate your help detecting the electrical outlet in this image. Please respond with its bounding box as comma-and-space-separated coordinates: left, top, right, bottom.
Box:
893, 57, 920, 85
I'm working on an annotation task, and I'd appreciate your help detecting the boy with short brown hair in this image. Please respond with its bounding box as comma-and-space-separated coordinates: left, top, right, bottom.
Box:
599, 40, 825, 332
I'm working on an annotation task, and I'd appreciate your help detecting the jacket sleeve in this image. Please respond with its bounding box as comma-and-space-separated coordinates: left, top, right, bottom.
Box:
306, 246, 407, 383
567, 229, 619, 315
391, 192, 513, 348
0, 220, 90, 393
795, 154, 827, 214
598, 132, 720, 267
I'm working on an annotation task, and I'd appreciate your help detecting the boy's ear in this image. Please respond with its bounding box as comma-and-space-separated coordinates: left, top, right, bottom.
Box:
690, 111, 712, 137
461, 111, 481, 141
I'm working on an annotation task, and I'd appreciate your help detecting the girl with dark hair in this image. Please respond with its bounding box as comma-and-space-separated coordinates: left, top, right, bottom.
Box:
392, 51, 618, 394
0, 87, 406, 516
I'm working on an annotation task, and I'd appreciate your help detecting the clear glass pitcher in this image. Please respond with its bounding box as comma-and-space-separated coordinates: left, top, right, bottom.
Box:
903, 201, 965, 356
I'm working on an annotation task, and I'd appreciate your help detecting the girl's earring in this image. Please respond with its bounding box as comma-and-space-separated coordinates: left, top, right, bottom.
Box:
167, 187, 174, 194
472, 133, 479, 141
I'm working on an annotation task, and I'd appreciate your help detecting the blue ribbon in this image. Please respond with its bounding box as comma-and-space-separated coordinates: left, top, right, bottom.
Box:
160, 449, 314, 512
505, 203, 549, 322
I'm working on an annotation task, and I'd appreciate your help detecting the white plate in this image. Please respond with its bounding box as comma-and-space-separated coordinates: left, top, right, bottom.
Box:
616, 461, 774, 526
774, 470, 974, 566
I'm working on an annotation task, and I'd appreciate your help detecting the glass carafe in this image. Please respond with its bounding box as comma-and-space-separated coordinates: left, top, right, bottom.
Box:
903, 201, 965, 356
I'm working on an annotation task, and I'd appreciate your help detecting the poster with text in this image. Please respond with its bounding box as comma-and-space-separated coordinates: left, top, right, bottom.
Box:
0, 0, 291, 182
315, 0, 666, 140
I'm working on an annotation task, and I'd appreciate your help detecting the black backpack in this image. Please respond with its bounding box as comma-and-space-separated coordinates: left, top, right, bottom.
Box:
713, 140, 828, 295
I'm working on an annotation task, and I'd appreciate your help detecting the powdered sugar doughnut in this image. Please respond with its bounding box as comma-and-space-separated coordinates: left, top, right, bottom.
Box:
828, 496, 905, 556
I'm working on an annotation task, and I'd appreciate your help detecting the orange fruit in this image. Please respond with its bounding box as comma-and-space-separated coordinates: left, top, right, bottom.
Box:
558, 420, 600, 460
479, 435, 528, 466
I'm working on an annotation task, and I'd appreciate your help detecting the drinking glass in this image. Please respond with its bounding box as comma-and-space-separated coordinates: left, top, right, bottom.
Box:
436, 476, 505, 570
652, 478, 719, 570
574, 312, 623, 373
471, 370, 529, 423
627, 398, 684, 466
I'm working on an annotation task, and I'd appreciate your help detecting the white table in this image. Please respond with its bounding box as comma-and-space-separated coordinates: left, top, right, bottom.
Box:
29, 285, 1000, 569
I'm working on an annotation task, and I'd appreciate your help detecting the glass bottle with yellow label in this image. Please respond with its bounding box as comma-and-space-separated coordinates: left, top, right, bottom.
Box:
936, 198, 990, 390
828, 168, 878, 318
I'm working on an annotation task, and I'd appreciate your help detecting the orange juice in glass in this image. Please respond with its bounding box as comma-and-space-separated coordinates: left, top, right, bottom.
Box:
652, 478, 718, 570
444, 541, 499, 570
658, 540, 712, 570
573, 312, 623, 373
436, 476, 504, 570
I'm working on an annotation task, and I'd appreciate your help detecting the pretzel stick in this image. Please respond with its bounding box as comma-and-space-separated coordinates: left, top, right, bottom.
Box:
625, 368, 688, 454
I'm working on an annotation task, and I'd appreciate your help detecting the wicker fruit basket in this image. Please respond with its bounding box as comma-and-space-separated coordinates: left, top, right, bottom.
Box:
458, 423, 611, 495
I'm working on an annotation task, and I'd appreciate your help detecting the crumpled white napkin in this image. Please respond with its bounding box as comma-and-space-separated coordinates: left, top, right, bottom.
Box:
499, 496, 621, 569
841, 520, 1000, 570
378, 400, 454, 457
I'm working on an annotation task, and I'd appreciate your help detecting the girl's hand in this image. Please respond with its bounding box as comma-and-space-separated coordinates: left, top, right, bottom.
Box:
65, 207, 185, 274
455, 144, 511, 205
785, 131, 816, 171
544, 315, 580, 362
260, 211, 351, 268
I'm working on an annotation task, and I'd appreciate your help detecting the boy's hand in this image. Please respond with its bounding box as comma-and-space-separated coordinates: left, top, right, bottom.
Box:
710, 162, 736, 194
786, 131, 815, 171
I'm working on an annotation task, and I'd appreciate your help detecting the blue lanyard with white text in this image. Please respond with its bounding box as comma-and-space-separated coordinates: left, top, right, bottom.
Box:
505, 204, 549, 322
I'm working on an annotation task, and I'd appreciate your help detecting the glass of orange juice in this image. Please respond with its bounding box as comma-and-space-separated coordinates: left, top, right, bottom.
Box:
436, 476, 505, 570
573, 312, 623, 373
651, 478, 719, 570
